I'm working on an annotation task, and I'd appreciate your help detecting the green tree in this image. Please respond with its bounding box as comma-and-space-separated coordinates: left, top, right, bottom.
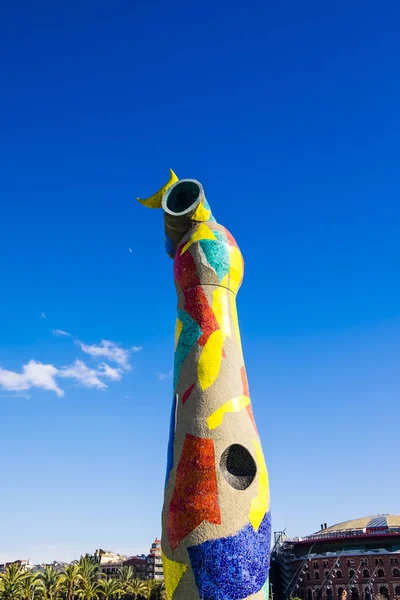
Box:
78, 556, 100, 584
143, 580, 155, 600
0, 563, 28, 600
20, 572, 42, 600
39, 566, 63, 600
126, 578, 148, 600
100, 578, 123, 600
150, 580, 166, 600
59, 562, 83, 600
117, 567, 135, 587
77, 578, 103, 600
116, 567, 135, 598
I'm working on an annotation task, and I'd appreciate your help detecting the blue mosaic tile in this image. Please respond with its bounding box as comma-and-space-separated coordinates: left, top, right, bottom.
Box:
203, 197, 216, 222
165, 233, 176, 258
199, 232, 230, 282
174, 309, 202, 391
188, 511, 271, 600
165, 394, 177, 487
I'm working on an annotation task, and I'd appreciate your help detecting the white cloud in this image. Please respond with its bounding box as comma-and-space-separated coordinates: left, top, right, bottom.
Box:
58, 360, 107, 390
128, 248, 133, 253
0, 336, 138, 398
0, 359, 126, 397
0, 360, 63, 397
77, 339, 132, 370
39, 312, 47, 320
98, 362, 122, 381
52, 329, 72, 337
155, 370, 173, 381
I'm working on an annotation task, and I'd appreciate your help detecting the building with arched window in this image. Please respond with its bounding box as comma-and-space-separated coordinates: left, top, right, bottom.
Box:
270, 515, 400, 600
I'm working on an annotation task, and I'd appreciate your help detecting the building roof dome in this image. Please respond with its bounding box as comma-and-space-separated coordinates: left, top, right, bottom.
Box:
316, 515, 400, 535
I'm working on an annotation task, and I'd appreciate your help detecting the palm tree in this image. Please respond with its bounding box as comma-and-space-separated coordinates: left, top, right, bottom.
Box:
142, 579, 156, 600
77, 578, 103, 600
78, 556, 100, 584
59, 562, 83, 600
117, 567, 136, 598
100, 578, 123, 600
20, 572, 42, 600
117, 566, 135, 587
39, 565, 62, 600
0, 563, 29, 600
150, 581, 166, 600
123, 578, 148, 600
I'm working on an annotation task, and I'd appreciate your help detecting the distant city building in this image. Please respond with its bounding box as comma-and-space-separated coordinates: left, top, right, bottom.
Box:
147, 538, 163, 580
270, 515, 400, 600
93, 539, 164, 580
32, 561, 68, 573
94, 549, 128, 565
94, 549, 128, 579
124, 555, 148, 579
0, 560, 31, 573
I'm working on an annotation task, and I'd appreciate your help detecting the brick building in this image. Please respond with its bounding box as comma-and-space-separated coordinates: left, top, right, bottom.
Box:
271, 515, 400, 600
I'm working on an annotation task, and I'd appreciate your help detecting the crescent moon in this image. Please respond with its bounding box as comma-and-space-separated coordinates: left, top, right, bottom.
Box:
137, 169, 179, 208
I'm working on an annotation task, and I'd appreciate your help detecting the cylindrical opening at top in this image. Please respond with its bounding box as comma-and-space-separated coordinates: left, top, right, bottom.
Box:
162, 179, 203, 216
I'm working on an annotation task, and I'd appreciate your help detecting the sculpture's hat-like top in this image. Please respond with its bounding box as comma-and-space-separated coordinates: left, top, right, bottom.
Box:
136, 169, 178, 209
136, 170, 215, 258
162, 179, 205, 216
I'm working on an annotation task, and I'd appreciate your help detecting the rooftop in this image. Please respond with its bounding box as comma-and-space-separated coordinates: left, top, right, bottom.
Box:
315, 515, 400, 535
287, 515, 400, 544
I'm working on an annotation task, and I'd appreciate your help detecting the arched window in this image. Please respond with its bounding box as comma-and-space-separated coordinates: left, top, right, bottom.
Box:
391, 558, 399, 566
316, 588, 321, 600
338, 587, 344, 600
327, 588, 333, 600
395, 585, 400, 596
377, 569, 385, 578
379, 587, 389, 600
336, 571, 343, 580
393, 568, 400, 578
363, 569, 370, 578
307, 573, 311, 581
365, 588, 372, 600
361, 559, 369, 566
348, 560, 355, 568
315, 572, 320, 580
349, 570, 355, 578
325, 571, 330, 579
308, 590, 312, 600
300, 590, 305, 599
351, 587, 359, 600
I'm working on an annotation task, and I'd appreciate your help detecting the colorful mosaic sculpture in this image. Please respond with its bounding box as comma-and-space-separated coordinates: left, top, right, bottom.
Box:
137, 174, 271, 600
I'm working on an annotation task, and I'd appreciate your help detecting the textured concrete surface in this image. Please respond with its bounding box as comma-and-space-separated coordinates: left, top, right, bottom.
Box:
139, 176, 271, 600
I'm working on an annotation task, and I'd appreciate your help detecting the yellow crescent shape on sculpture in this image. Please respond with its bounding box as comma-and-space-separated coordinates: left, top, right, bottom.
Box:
136, 168, 179, 208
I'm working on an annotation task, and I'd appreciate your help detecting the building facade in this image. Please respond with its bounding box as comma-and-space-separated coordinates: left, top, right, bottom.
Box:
147, 539, 163, 580
94, 538, 164, 581
271, 516, 400, 600
0, 560, 31, 573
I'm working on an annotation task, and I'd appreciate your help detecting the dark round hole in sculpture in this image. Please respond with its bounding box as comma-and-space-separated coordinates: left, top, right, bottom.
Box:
220, 444, 257, 490
166, 181, 201, 214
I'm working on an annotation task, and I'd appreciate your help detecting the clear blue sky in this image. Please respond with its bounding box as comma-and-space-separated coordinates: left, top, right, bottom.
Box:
0, 0, 399, 564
